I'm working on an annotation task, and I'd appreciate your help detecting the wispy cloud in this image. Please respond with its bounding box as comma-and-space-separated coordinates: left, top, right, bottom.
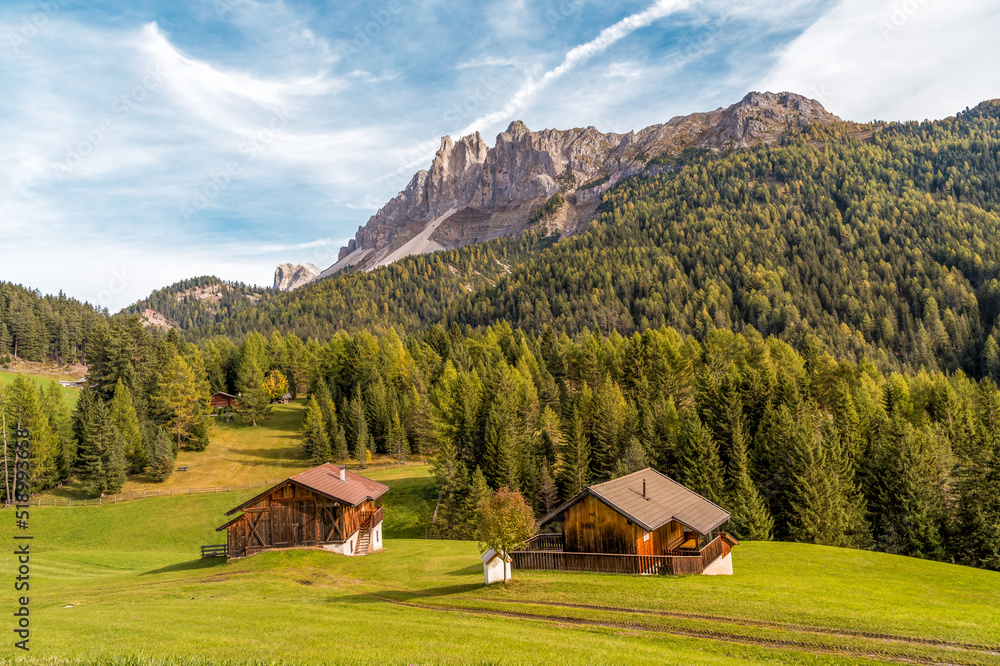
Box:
0, 0, 995, 309
455, 0, 692, 138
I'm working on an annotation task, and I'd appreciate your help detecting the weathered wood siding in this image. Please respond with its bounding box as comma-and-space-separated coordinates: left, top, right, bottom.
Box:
564, 495, 685, 556
225, 482, 379, 558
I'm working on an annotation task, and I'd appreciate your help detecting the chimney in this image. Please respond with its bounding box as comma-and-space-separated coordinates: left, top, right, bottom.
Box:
339, 466, 346, 482
642, 479, 646, 498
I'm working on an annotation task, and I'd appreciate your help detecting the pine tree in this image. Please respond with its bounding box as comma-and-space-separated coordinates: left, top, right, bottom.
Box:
388, 412, 409, 463
236, 358, 271, 427
78, 399, 126, 496
560, 407, 590, 497
350, 389, 371, 468
333, 425, 350, 463
613, 437, 649, 478
677, 409, 725, 504
144, 425, 175, 482
108, 379, 145, 474
725, 403, 773, 540
538, 462, 560, 514
303, 395, 331, 465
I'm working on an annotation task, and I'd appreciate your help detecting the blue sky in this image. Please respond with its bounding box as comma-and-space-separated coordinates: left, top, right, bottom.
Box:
1, 0, 998, 309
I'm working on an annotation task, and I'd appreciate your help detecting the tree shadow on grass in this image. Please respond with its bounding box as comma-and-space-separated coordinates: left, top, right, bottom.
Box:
446, 563, 482, 576
140, 558, 226, 576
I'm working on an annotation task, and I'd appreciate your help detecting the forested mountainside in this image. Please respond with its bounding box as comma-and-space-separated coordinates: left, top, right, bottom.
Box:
6, 100, 1000, 572
178, 101, 1000, 380
123, 276, 272, 331
0, 282, 103, 364
308, 91, 839, 279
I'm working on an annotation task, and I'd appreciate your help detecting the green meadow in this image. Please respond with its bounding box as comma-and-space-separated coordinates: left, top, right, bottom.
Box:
2, 464, 999, 665
3, 369, 999, 664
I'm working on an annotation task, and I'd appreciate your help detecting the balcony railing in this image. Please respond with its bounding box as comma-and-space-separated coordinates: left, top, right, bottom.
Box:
510, 533, 732, 576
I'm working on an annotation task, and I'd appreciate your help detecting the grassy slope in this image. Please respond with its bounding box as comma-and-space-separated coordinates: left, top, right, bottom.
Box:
0, 370, 79, 411
4, 465, 1000, 665
42, 400, 430, 501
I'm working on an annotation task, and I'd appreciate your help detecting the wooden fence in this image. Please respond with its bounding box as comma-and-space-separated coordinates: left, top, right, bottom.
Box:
522, 533, 564, 551
510, 534, 729, 576
17, 459, 428, 508
510, 550, 677, 575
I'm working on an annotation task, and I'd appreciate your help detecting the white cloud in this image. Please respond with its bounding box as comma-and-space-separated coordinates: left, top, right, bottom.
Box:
455, 0, 692, 137
758, 0, 1000, 121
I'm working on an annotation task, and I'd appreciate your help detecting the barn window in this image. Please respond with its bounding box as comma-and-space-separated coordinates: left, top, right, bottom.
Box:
643, 530, 650, 542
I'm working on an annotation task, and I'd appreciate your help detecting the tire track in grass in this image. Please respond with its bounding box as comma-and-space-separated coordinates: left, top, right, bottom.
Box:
369, 594, 989, 666
471, 597, 1000, 656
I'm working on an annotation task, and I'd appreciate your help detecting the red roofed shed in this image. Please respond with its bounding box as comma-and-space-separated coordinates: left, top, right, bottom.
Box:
217, 464, 388, 558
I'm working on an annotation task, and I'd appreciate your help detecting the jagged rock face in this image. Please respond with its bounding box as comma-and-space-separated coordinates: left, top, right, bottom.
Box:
274, 263, 320, 291
322, 91, 839, 275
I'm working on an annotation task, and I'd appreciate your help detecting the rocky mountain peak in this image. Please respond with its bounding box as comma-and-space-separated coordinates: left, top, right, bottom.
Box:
274, 263, 320, 291
292, 91, 840, 287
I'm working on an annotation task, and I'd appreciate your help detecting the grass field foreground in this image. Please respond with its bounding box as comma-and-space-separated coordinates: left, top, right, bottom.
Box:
4, 466, 1000, 665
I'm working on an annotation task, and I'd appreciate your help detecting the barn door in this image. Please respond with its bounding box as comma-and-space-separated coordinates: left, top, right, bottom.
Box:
300, 502, 317, 545
273, 503, 292, 547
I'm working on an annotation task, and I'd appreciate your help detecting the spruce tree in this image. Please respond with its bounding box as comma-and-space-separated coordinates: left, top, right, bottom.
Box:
388, 412, 409, 463
236, 358, 271, 427
350, 389, 371, 468
785, 414, 856, 547
334, 425, 350, 463
109, 379, 145, 474
538, 462, 560, 514
303, 395, 331, 465
677, 409, 725, 504
725, 404, 773, 540
144, 425, 175, 482
78, 399, 126, 496
559, 407, 590, 497
613, 437, 649, 478
466, 466, 492, 537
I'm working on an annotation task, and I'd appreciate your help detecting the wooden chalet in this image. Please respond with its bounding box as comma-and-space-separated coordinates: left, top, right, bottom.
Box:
210, 392, 238, 410
512, 468, 738, 576
216, 464, 389, 559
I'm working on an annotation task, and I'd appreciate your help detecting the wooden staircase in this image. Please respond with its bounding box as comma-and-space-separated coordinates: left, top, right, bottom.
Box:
354, 526, 371, 556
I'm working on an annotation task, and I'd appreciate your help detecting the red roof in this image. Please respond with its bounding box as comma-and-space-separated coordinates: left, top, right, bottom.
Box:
290, 464, 389, 506
224, 464, 389, 515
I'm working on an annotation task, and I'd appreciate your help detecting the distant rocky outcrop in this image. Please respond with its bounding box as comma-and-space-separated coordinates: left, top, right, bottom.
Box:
140, 308, 175, 329
274, 263, 320, 292
301, 92, 840, 283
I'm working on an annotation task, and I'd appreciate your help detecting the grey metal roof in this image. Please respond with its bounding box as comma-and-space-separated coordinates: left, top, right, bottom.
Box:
541, 467, 731, 535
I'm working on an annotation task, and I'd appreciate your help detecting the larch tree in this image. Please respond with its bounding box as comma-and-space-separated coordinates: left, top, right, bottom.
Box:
476, 486, 537, 583
156, 352, 207, 447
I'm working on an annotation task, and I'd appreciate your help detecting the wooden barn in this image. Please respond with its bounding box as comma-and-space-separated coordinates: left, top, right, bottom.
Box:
512, 468, 738, 576
216, 464, 389, 559
210, 392, 238, 410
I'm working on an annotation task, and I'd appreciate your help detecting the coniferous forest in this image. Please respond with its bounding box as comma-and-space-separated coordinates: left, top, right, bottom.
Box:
3, 101, 1000, 571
